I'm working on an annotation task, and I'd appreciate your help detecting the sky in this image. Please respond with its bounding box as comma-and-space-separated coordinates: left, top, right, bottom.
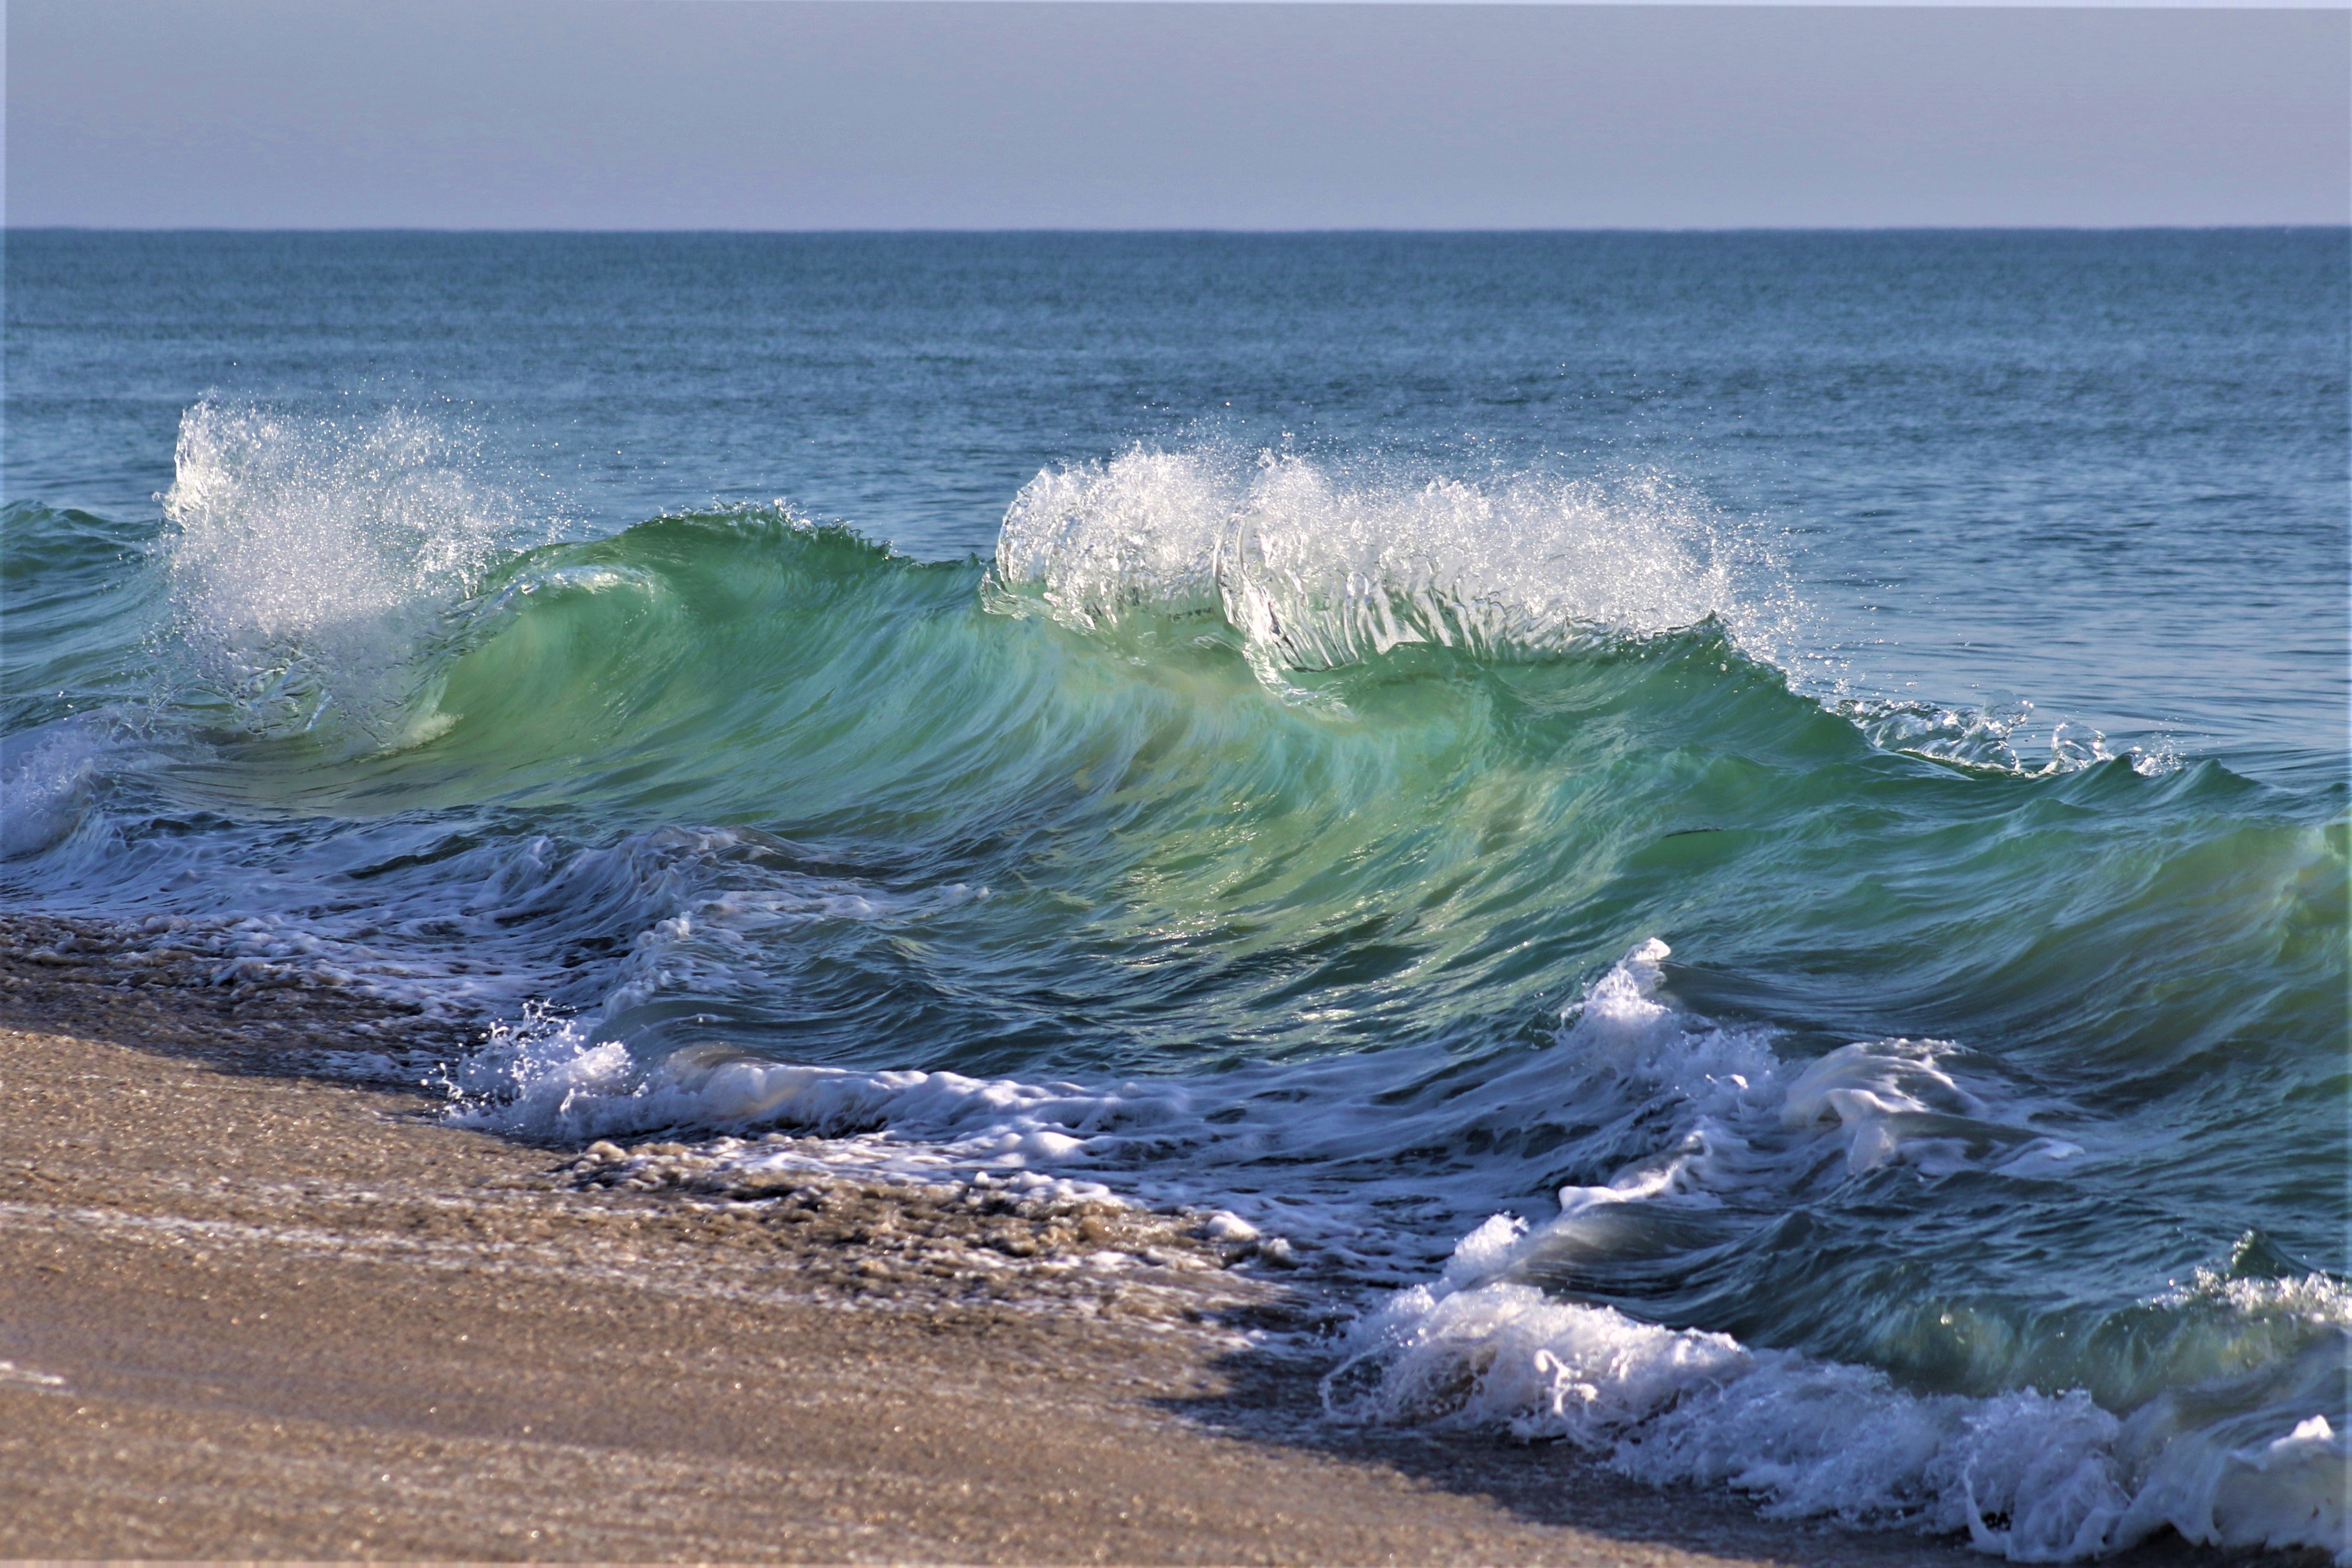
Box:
8, 1, 2348, 229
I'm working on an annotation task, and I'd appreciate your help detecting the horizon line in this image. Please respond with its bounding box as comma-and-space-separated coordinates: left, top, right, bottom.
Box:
10, 223, 2348, 236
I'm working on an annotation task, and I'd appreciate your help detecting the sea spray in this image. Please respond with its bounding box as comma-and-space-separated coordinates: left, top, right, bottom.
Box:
157, 400, 542, 737
4, 368, 2343, 1562
991, 446, 1810, 689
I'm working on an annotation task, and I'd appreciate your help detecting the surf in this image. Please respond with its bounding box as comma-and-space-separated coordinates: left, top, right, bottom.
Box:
0, 403, 2344, 1560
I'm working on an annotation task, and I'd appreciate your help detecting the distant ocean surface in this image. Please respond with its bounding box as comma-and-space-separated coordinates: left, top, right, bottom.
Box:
4, 231, 2346, 1559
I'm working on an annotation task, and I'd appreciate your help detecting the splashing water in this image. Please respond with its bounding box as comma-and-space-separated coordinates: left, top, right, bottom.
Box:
991, 446, 1809, 690
4, 224, 2344, 1566
158, 400, 536, 736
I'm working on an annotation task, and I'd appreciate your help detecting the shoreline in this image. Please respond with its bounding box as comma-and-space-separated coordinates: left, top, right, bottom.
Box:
0, 916, 2289, 1564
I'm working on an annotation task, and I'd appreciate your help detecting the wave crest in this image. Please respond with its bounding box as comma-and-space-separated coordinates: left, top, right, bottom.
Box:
990, 448, 1799, 685
159, 400, 535, 736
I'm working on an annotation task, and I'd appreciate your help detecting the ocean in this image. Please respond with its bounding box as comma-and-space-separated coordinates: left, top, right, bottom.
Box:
4, 229, 2346, 1558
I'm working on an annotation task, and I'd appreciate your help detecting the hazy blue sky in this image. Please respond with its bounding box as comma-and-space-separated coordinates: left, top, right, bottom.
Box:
10, 1, 2347, 228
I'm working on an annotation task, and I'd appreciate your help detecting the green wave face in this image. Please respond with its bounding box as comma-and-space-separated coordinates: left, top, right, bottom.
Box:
6, 476, 2342, 1145
30, 484, 2333, 1095
2, 483, 2344, 1554
106, 494, 2314, 1241
7, 229, 2345, 1560
362, 506, 2343, 1091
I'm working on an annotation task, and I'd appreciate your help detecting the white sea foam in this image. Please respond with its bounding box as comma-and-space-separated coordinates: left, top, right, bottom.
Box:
450, 1016, 1136, 1203
6, 418, 2322, 1557
991, 448, 1804, 690
1327, 1269, 2348, 1563
1311, 953, 2346, 1564
449, 934, 2090, 1251
157, 400, 539, 735
13, 767, 2336, 1564
442, 930, 2344, 1562
989, 447, 2154, 778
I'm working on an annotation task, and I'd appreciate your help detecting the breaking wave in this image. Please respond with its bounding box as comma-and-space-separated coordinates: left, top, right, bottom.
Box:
2, 408, 2343, 1560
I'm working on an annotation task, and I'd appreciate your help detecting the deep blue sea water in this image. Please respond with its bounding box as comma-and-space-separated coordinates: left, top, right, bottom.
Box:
4, 230, 2347, 1558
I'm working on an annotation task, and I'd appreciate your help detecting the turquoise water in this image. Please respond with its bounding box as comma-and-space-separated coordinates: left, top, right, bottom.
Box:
3, 231, 2346, 1557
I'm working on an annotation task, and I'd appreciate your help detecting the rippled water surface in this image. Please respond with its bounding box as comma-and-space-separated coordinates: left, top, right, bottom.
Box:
4, 230, 2346, 1559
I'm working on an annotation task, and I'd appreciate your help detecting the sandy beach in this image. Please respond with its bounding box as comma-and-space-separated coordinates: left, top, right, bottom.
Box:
0, 917, 2288, 1565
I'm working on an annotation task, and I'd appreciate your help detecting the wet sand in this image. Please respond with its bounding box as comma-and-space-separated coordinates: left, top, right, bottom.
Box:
0, 918, 2269, 1564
